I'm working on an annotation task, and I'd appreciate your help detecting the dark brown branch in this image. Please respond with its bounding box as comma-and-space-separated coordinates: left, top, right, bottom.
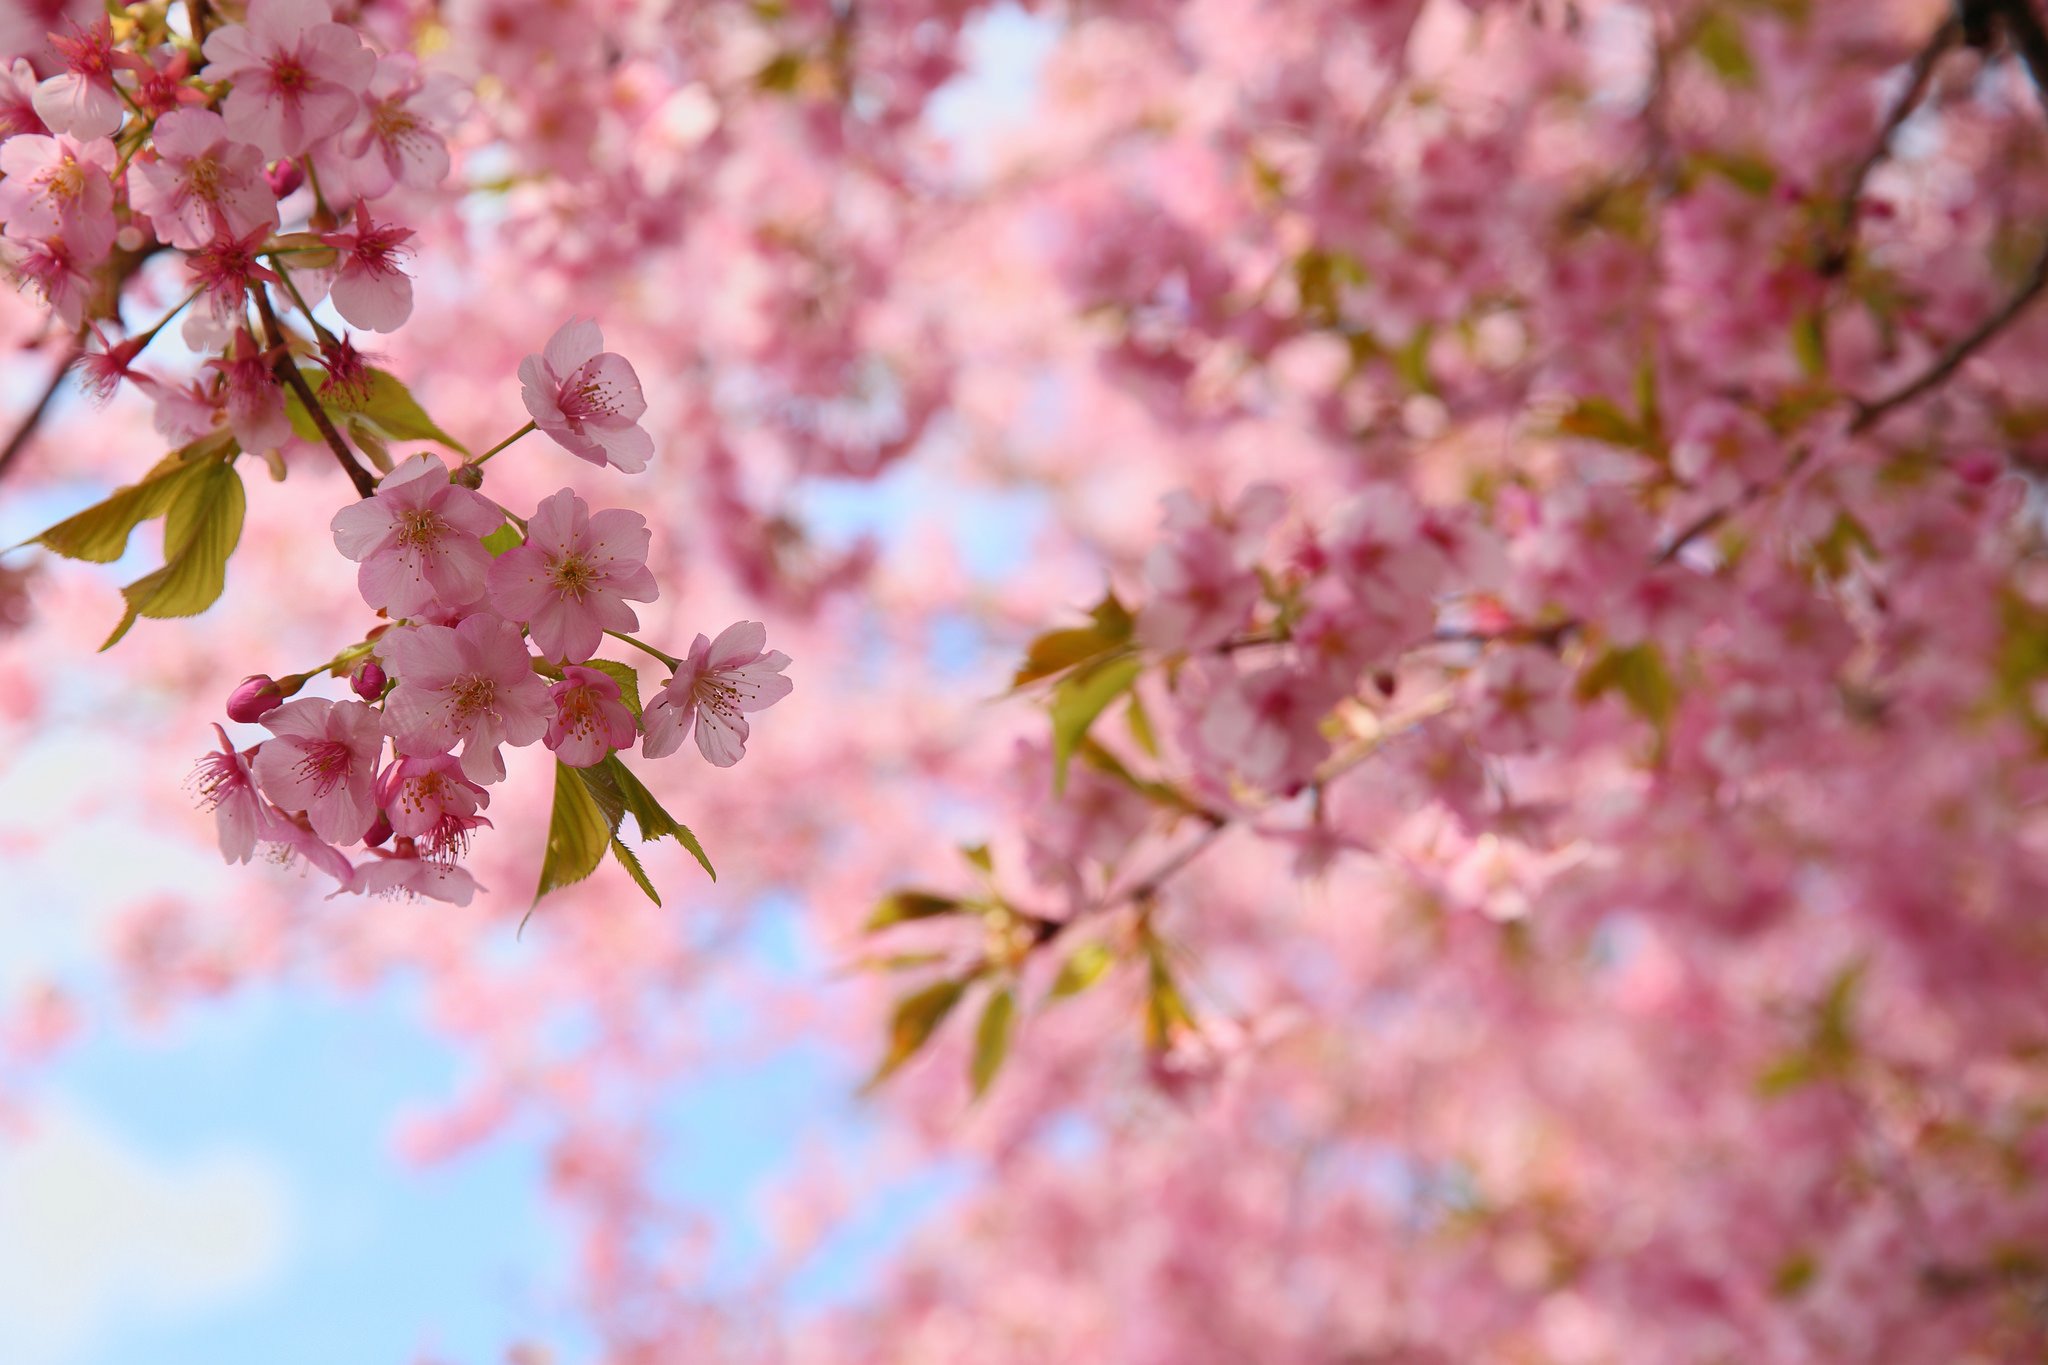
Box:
1851, 240, 2048, 434
1995, 0, 2048, 120
252, 287, 376, 498
0, 343, 79, 484
1821, 17, 1958, 271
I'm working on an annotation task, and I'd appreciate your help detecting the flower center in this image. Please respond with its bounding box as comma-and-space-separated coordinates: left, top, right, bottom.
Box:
395, 508, 446, 551
548, 552, 594, 598
269, 55, 310, 96
294, 738, 353, 796
450, 674, 496, 718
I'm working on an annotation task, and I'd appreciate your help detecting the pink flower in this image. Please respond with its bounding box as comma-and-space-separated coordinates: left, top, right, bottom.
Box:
311, 53, 462, 205
319, 204, 414, 332
375, 753, 491, 860
205, 328, 293, 458
32, 19, 137, 139
546, 665, 639, 767
184, 224, 281, 332
343, 840, 480, 905
329, 453, 502, 619
199, 0, 375, 158
128, 108, 278, 251
641, 621, 793, 768
0, 132, 116, 258
1466, 646, 1572, 754
252, 697, 384, 844
1, 59, 45, 138
486, 488, 657, 663
1198, 664, 1339, 795
188, 724, 283, 863
1, 233, 94, 325
519, 318, 653, 472
266, 809, 357, 888
381, 613, 552, 784
1139, 485, 1285, 653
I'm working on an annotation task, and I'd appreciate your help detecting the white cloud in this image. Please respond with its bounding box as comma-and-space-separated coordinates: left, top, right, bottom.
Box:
0, 1101, 291, 1365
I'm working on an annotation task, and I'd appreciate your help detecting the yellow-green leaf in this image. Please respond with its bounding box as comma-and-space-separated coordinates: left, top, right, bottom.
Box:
1694, 11, 1755, 85
531, 759, 613, 910
866, 977, 969, 1090
30, 447, 212, 563
1556, 397, 1648, 450
970, 987, 1014, 1099
600, 754, 714, 880
1014, 591, 1136, 687
1051, 655, 1143, 794
866, 890, 965, 932
1578, 641, 1678, 737
1049, 941, 1114, 999
101, 461, 246, 650
354, 369, 468, 452
611, 836, 660, 906
481, 523, 523, 557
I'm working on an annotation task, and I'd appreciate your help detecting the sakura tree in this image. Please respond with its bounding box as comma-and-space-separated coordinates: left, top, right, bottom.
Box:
5, 0, 2048, 1359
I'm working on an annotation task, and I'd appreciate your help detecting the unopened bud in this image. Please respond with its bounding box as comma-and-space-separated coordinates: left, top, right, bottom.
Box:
351, 660, 387, 700
449, 462, 484, 490
364, 813, 393, 848
225, 674, 285, 723
265, 158, 304, 198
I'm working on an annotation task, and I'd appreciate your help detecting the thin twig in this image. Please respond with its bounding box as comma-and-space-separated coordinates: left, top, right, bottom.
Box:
0, 343, 79, 485
1850, 240, 2048, 434
252, 287, 376, 498
1821, 17, 1958, 272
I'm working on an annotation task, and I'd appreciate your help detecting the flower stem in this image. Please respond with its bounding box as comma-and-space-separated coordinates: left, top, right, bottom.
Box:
469, 421, 537, 468
605, 630, 681, 671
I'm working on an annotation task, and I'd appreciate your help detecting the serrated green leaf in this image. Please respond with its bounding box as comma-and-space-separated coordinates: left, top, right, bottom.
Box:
970, 987, 1014, 1099
866, 977, 969, 1090
611, 836, 661, 906
289, 368, 469, 454
866, 890, 965, 932
1049, 941, 1114, 999
530, 759, 613, 911
599, 754, 715, 880
577, 658, 642, 719
1051, 655, 1143, 795
481, 523, 523, 557
101, 461, 246, 650
29, 447, 211, 563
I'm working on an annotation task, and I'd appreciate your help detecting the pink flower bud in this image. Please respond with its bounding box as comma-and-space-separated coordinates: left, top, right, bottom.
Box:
364, 812, 393, 848
265, 158, 304, 198
225, 674, 285, 723
352, 660, 387, 699
449, 462, 484, 490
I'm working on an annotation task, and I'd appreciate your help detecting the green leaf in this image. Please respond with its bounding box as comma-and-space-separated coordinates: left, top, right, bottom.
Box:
1791, 311, 1827, 381
1693, 10, 1756, 85
1773, 1252, 1819, 1298
1126, 690, 1160, 758
1049, 941, 1114, 1000
866, 890, 965, 932
289, 368, 469, 454
1555, 397, 1649, 450
1014, 591, 1136, 687
481, 523, 523, 557
101, 461, 246, 650
1050, 655, 1143, 795
599, 754, 715, 880
577, 658, 642, 719
29, 447, 212, 563
1578, 642, 1678, 738
866, 977, 969, 1090
530, 759, 613, 910
970, 987, 1014, 1099
1143, 937, 1196, 1052
611, 836, 661, 906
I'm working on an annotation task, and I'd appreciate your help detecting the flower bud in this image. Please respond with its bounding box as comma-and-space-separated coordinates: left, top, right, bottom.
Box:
364, 813, 393, 848
225, 674, 285, 723
449, 462, 484, 490
265, 158, 305, 199
351, 660, 387, 700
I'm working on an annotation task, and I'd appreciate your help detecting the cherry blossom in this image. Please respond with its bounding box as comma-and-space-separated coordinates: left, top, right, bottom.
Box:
485, 488, 657, 664
251, 697, 384, 845
329, 453, 501, 620
375, 753, 491, 860
31, 18, 134, 139
319, 206, 415, 333
199, 0, 376, 159
545, 666, 639, 768
187, 724, 281, 863
381, 613, 552, 784
127, 108, 278, 251
518, 318, 654, 472
641, 621, 793, 767
0, 131, 115, 258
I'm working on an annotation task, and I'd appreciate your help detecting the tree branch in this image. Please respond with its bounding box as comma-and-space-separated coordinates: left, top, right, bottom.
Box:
0, 343, 79, 485
1821, 17, 1958, 272
252, 287, 376, 498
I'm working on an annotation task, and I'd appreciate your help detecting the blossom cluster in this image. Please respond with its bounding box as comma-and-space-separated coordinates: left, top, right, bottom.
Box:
193, 318, 792, 904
